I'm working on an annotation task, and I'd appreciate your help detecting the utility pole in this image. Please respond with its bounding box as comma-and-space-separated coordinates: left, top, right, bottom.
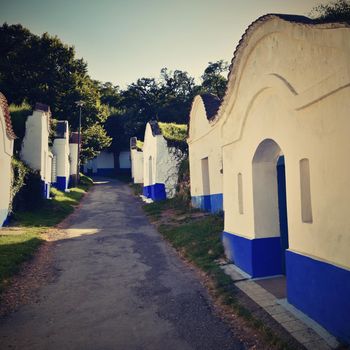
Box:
75, 100, 84, 184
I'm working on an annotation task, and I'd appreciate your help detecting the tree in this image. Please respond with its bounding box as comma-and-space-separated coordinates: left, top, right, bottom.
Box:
0, 23, 108, 128
81, 124, 112, 162
200, 60, 229, 99
310, 0, 350, 23
0, 23, 109, 161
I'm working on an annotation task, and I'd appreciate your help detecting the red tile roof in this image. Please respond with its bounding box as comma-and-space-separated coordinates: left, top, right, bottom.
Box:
0, 92, 16, 140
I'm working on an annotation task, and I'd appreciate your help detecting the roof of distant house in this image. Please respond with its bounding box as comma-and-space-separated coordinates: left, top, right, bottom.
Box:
55, 120, 69, 138
200, 94, 221, 120
35, 102, 51, 113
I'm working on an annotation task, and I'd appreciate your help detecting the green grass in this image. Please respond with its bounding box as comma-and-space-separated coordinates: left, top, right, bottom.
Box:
143, 199, 294, 350
0, 174, 93, 292
158, 122, 187, 141
136, 139, 144, 150
13, 175, 92, 227
0, 227, 45, 292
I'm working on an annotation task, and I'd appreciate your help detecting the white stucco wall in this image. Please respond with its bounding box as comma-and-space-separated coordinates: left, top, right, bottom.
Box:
188, 96, 223, 200
131, 148, 143, 183
209, 16, 350, 269
143, 122, 182, 198
0, 95, 15, 226
52, 123, 70, 180
69, 143, 78, 176
20, 109, 52, 183
83, 151, 114, 174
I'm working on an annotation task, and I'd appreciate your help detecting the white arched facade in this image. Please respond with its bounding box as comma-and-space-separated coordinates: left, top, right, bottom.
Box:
0, 93, 16, 226
130, 137, 143, 184
188, 94, 223, 213
20, 103, 53, 199
52, 121, 70, 192
142, 121, 182, 201
188, 15, 350, 342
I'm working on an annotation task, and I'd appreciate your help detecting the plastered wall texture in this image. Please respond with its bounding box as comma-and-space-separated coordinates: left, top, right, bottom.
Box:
20, 105, 52, 198
130, 138, 144, 184
188, 94, 223, 212
51, 121, 70, 191
143, 122, 183, 200
187, 14, 350, 342
0, 93, 16, 226
83, 151, 115, 176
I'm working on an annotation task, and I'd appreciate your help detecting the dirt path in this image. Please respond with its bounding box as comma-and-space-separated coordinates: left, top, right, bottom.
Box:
0, 179, 244, 350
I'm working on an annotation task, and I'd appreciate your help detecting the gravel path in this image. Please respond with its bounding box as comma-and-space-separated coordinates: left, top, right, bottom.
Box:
0, 179, 244, 350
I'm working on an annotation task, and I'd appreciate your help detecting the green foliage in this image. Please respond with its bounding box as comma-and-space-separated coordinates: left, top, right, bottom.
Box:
201, 60, 229, 99
11, 165, 44, 213
0, 23, 108, 158
8, 103, 32, 154
10, 158, 29, 213
310, 0, 350, 23
136, 139, 144, 150
79, 173, 94, 190
158, 122, 187, 141
81, 123, 112, 162
159, 122, 188, 154
176, 158, 191, 205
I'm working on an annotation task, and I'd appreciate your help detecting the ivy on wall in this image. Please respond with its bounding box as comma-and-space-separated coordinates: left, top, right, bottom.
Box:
10, 158, 44, 214
9, 158, 28, 213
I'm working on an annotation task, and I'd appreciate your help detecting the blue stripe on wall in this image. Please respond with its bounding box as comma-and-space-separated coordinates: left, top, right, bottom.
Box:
222, 231, 283, 278
53, 176, 68, 192
286, 250, 350, 342
143, 183, 166, 201
41, 180, 51, 199
191, 193, 223, 213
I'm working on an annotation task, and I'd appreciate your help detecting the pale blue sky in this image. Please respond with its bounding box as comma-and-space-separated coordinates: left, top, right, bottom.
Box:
1, 0, 327, 88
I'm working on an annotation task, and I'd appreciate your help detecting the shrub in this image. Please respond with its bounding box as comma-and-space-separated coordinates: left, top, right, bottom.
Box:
12, 165, 44, 212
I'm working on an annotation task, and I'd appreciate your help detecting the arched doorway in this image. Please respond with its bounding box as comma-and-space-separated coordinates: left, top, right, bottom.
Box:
252, 139, 289, 274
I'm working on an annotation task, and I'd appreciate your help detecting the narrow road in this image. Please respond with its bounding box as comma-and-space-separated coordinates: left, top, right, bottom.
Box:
0, 179, 243, 350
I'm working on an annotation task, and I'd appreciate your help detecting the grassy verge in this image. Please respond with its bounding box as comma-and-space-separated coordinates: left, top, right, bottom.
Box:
143, 199, 293, 350
0, 174, 93, 292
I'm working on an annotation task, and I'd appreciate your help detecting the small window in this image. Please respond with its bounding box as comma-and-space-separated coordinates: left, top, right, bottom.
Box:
300, 158, 313, 223
238, 172, 244, 214
201, 157, 210, 195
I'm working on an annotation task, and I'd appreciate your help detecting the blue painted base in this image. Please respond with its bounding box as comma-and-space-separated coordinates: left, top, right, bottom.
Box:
287, 250, 350, 342
222, 231, 283, 277
191, 193, 223, 213
41, 181, 51, 199
53, 176, 68, 192
143, 183, 166, 201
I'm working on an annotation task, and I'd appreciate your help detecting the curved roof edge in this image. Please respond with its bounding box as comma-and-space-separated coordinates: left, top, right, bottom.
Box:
0, 92, 16, 140
199, 93, 221, 120
148, 120, 162, 136
209, 13, 350, 123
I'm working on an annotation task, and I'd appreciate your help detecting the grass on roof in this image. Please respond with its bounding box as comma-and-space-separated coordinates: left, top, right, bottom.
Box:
136, 139, 144, 150
158, 122, 187, 142
9, 103, 32, 140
